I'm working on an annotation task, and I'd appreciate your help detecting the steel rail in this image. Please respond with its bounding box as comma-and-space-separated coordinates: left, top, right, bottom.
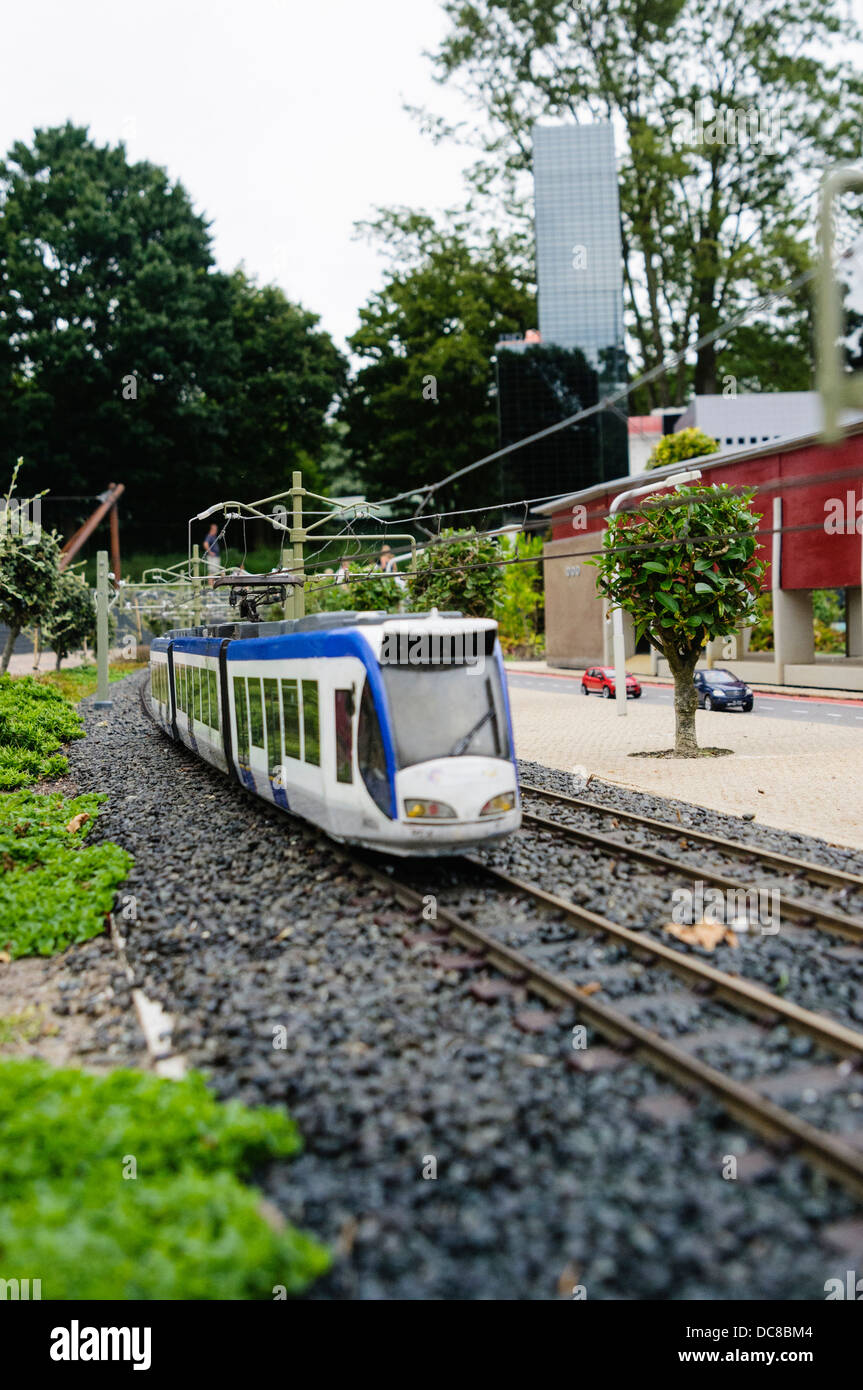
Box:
360, 860, 863, 1204
465, 859, 863, 1061
520, 781, 863, 892
518, 803, 863, 945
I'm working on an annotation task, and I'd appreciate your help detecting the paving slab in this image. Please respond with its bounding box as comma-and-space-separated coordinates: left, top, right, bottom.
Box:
507, 682, 863, 851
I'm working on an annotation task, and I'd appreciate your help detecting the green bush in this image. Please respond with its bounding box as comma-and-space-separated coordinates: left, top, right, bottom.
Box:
0, 1060, 329, 1299
0, 464, 61, 674
645, 426, 719, 471
40, 570, 96, 669
497, 533, 545, 653
305, 568, 402, 614
0, 675, 84, 788
407, 528, 504, 617
0, 791, 133, 957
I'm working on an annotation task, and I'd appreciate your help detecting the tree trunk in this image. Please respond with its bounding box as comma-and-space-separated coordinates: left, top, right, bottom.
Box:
1, 623, 20, 675
56, 651, 63, 671
665, 647, 700, 755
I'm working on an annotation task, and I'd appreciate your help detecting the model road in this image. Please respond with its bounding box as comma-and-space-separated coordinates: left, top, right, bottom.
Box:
505, 669, 863, 730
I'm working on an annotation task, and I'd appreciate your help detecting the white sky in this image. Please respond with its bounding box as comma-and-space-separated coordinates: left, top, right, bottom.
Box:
1, 0, 475, 351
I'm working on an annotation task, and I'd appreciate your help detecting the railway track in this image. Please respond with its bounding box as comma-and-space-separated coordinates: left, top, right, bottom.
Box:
519, 782, 863, 944
138, 676, 863, 1203
371, 854, 863, 1203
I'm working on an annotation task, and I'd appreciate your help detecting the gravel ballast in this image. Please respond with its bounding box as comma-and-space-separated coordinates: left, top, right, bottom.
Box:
62, 674, 863, 1299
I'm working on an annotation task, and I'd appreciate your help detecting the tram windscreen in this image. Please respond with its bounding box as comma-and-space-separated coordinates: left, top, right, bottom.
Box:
379, 662, 510, 769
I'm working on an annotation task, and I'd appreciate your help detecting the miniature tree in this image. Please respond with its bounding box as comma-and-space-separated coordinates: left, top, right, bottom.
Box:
592, 484, 765, 755
41, 570, 96, 669
0, 464, 60, 674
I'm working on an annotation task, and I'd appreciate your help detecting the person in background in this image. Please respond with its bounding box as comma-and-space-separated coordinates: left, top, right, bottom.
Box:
203, 523, 221, 589
335, 556, 352, 585
379, 543, 407, 592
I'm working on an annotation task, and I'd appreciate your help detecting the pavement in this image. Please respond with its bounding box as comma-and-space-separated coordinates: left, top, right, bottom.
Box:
505, 660, 863, 851
4, 649, 93, 676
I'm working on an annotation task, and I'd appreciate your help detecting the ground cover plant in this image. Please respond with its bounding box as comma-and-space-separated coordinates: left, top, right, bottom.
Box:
0, 791, 132, 958
0, 675, 84, 789
0, 1060, 329, 1298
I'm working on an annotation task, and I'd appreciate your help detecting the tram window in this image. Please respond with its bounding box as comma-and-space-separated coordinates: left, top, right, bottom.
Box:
192, 668, 200, 721
177, 664, 185, 712
263, 677, 281, 770
209, 670, 220, 731
233, 676, 250, 762
302, 680, 320, 765
357, 679, 391, 816
281, 679, 301, 759
380, 664, 510, 768
334, 689, 353, 784
248, 678, 265, 749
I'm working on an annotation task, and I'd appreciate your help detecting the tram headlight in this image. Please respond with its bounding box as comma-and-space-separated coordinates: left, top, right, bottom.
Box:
404, 798, 458, 820
480, 791, 516, 817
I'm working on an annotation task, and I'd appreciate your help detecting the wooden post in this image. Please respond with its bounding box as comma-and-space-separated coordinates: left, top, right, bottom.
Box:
108, 484, 121, 586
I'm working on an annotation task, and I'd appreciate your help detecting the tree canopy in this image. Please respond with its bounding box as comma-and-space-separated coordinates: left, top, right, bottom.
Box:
592, 484, 765, 753
0, 125, 346, 548
423, 0, 863, 405
341, 211, 534, 507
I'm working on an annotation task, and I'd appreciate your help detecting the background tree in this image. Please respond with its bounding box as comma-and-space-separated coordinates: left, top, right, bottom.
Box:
341, 211, 534, 506
646, 427, 719, 471
0, 124, 234, 539
219, 270, 347, 502
592, 485, 765, 755
40, 570, 96, 669
422, 0, 863, 404
0, 125, 345, 552
407, 528, 504, 617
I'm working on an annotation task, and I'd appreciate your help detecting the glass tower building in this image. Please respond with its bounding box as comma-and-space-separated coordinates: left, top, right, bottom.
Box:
533, 121, 626, 378
493, 122, 627, 505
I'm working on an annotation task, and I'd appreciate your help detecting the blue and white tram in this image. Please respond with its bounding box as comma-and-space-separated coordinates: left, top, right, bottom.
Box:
148, 609, 521, 854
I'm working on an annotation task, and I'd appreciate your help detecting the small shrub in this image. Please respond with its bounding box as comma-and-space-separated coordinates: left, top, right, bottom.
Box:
645, 426, 719, 472
407, 528, 504, 617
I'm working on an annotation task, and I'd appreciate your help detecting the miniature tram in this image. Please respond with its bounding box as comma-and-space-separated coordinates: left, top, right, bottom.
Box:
148, 595, 521, 855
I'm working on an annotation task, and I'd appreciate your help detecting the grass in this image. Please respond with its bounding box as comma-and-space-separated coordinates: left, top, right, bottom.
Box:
0, 675, 85, 790
0, 1008, 46, 1048
0, 791, 133, 958
32, 659, 147, 704
0, 1060, 330, 1298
